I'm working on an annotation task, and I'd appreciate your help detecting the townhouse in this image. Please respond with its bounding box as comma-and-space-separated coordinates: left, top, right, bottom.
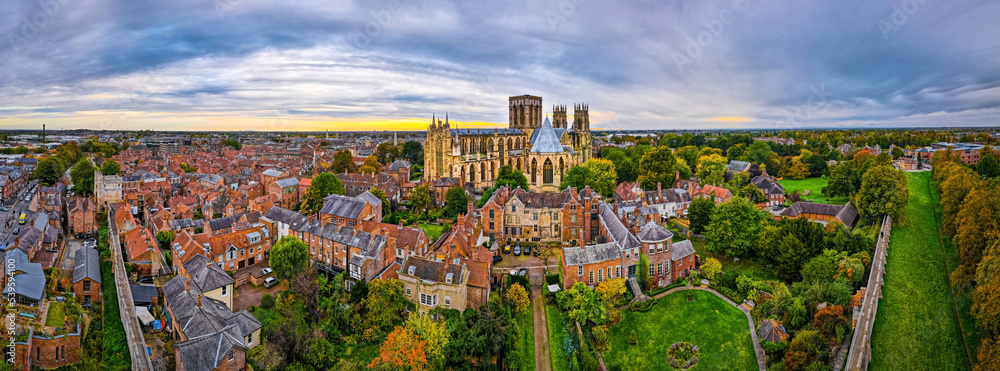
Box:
751, 171, 786, 207
72, 247, 101, 306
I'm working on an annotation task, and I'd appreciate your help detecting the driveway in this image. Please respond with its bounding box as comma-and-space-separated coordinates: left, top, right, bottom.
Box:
233, 281, 285, 312
61, 238, 86, 270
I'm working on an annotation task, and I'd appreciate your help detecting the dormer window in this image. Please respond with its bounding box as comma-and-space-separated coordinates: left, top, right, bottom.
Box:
446, 273, 454, 284
408, 265, 416, 275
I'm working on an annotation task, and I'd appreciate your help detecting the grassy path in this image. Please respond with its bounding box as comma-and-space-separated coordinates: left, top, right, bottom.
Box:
869, 171, 972, 369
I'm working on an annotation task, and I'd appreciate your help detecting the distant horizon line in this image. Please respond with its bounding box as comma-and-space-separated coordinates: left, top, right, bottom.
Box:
1, 126, 1000, 133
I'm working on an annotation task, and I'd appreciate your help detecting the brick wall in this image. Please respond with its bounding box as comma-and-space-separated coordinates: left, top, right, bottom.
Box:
72, 278, 101, 306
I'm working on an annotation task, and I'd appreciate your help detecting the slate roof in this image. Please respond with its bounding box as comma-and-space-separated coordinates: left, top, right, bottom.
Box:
727, 160, 751, 172
184, 254, 235, 292
644, 188, 692, 205
835, 202, 859, 227
356, 191, 382, 211
671, 240, 696, 261
261, 169, 284, 177
563, 242, 620, 266
175, 324, 247, 371
387, 159, 411, 171
319, 193, 366, 219
636, 222, 673, 242
402, 258, 463, 284
529, 117, 565, 153
751, 174, 785, 195
274, 177, 299, 189
4, 249, 44, 301
207, 212, 260, 231
780, 202, 844, 218
171, 218, 201, 230
598, 203, 641, 250
72, 248, 101, 284
130, 283, 159, 304
759, 319, 789, 343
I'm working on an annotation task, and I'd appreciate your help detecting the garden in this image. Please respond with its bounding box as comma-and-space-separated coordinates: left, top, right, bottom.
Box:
603, 290, 758, 370
778, 177, 849, 205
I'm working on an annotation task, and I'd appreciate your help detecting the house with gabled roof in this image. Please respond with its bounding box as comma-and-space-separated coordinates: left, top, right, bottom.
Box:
72, 247, 101, 306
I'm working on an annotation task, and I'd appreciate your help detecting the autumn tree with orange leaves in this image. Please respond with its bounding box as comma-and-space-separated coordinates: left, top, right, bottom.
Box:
369, 327, 428, 371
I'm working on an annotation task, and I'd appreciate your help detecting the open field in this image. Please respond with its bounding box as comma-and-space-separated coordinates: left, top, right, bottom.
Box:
603, 290, 758, 370
778, 177, 849, 205
869, 171, 972, 369
418, 223, 446, 243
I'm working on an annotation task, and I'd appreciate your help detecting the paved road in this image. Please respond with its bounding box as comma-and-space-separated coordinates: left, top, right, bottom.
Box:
61, 238, 85, 270
109, 213, 155, 371
530, 269, 552, 371
0, 180, 38, 245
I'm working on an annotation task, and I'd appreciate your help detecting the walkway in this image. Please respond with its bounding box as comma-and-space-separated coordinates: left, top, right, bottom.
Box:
618, 285, 767, 371
109, 212, 155, 371
531, 284, 552, 371
845, 215, 892, 371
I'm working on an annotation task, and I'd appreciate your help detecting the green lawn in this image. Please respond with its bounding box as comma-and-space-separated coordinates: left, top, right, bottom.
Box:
45, 302, 66, 327
869, 171, 973, 369
516, 308, 536, 371
419, 223, 446, 243
546, 304, 573, 371
603, 290, 758, 370
778, 177, 849, 204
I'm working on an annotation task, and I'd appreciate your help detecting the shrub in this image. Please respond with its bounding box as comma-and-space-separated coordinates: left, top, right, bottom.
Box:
508, 273, 530, 290
593, 325, 609, 351
260, 294, 275, 309
579, 349, 598, 371
629, 330, 638, 346
545, 273, 561, 285
629, 297, 657, 312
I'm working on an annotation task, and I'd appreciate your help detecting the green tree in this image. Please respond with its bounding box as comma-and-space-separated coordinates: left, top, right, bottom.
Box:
824, 162, 858, 197
747, 141, 773, 164
727, 143, 747, 161
222, 139, 241, 150
556, 282, 609, 325
779, 157, 810, 180
696, 154, 727, 185
156, 230, 175, 251
637, 146, 679, 190
100, 159, 121, 176
404, 312, 449, 369
675, 146, 700, 173
891, 146, 904, 159
70, 159, 96, 195
705, 197, 767, 256
300, 172, 345, 216
410, 184, 431, 213
979, 147, 1000, 178
368, 187, 391, 216
271, 236, 309, 282
375, 142, 401, 165
444, 186, 469, 217
702, 257, 722, 281
495, 165, 528, 190
638, 253, 651, 290
331, 150, 356, 173
856, 164, 908, 222
363, 279, 408, 333
738, 183, 766, 204
359, 155, 381, 174
402, 141, 424, 165
35, 158, 64, 186
560, 159, 617, 196
688, 197, 715, 234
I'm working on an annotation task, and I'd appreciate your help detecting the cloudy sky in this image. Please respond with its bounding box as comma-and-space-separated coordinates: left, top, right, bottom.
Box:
1, 0, 998, 131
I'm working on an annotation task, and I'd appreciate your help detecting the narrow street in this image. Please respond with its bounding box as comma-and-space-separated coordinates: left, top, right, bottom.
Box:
530, 269, 552, 371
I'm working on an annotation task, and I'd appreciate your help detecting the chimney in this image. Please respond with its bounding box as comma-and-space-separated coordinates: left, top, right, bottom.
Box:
196, 294, 202, 307
675, 170, 680, 181
185, 279, 191, 293
398, 220, 403, 227
467, 200, 474, 217
657, 182, 662, 195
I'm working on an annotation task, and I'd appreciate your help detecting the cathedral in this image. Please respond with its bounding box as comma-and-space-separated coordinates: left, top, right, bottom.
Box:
424, 94, 592, 193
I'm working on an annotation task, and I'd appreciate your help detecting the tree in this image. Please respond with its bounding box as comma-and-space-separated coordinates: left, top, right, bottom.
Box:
271, 236, 309, 282
70, 159, 96, 195
979, 147, 1000, 178
556, 282, 608, 325
813, 305, 849, 342
804, 154, 828, 177
759, 218, 828, 282
100, 159, 121, 175
156, 230, 175, 251
856, 164, 908, 222
363, 279, 408, 333
495, 165, 529, 190
404, 312, 449, 369
800, 249, 846, 284
300, 172, 345, 216
688, 197, 715, 234
727, 143, 747, 161
675, 146, 700, 172
560, 159, 617, 196
596, 277, 627, 305
637, 146, 679, 190
891, 147, 904, 159
508, 283, 530, 313
410, 185, 431, 213
696, 154, 727, 185
747, 141, 773, 164
443, 186, 469, 217
701, 257, 722, 281
332, 150, 356, 173
368, 187, 391, 216
824, 162, 858, 197
35, 158, 63, 186
369, 327, 427, 371
375, 142, 401, 165
779, 157, 809, 180
402, 141, 424, 165
222, 139, 241, 150
953, 180, 1000, 285
705, 197, 767, 256
359, 155, 381, 174
738, 183, 766, 204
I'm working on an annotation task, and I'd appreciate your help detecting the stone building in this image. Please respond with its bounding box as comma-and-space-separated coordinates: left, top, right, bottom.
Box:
424, 95, 592, 193
94, 169, 123, 211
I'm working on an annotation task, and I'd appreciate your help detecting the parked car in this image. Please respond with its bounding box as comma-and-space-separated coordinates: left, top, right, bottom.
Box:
0, 206, 7, 211
492, 255, 503, 264
503, 244, 511, 254
513, 245, 521, 256
533, 246, 540, 257
12, 227, 19, 235
137, 276, 154, 284
263, 277, 278, 288
518, 268, 528, 276
522, 245, 531, 256
262, 267, 273, 275
772, 205, 781, 211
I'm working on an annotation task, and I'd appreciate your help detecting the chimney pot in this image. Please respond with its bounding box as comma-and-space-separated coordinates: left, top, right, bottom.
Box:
185, 279, 191, 292
197, 294, 202, 307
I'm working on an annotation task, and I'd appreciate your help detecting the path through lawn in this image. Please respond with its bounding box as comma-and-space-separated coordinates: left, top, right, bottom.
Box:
869, 171, 973, 369
603, 290, 757, 370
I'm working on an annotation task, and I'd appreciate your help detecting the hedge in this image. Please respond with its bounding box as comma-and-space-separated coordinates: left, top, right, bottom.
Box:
629, 298, 657, 312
